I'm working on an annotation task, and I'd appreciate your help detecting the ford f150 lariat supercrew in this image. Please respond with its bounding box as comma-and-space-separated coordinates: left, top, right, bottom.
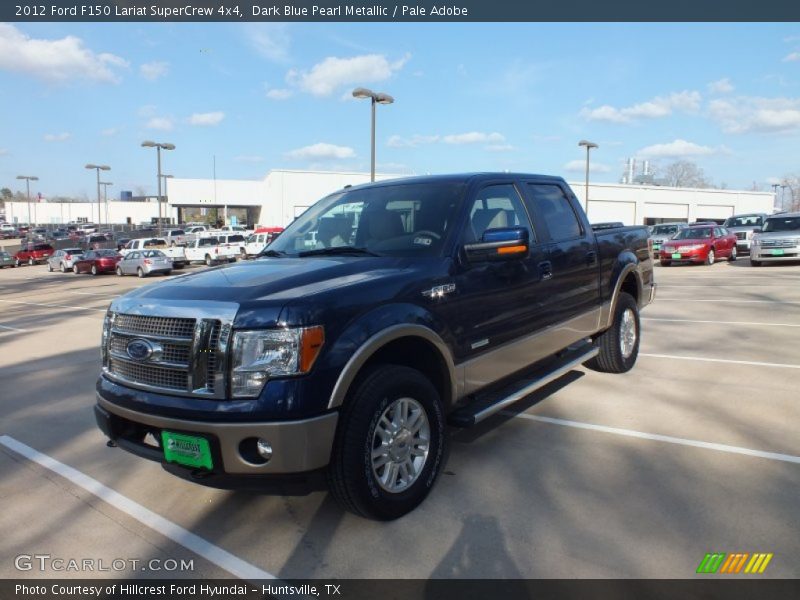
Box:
95, 173, 656, 519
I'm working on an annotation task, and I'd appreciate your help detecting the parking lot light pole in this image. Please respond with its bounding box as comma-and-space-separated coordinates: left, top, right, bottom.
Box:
100, 181, 113, 227
85, 164, 110, 226
16, 175, 38, 227
142, 141, 176, 235
352, 87, 394, 182
578, 140, 598, 206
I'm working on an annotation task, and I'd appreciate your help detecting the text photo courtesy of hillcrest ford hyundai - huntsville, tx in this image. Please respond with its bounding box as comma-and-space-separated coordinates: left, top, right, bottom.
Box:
0, 6, 799, 600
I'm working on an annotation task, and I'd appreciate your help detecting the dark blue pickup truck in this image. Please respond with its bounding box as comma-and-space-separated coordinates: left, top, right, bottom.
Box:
95, 173, 655, 519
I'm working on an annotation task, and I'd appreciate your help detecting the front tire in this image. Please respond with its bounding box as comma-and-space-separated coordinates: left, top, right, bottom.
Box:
47, 262, 53, 272
91, 265, 98, 276
705, 248, 715, 265
327, 365, 446, 520
73, 265, 79, 274
116, 267, 123, 277
585, 292, 640, 374
60, 262, 66, 273
729, 246, 737, 262
28, 257, 35, 266
205, 254, 212, 266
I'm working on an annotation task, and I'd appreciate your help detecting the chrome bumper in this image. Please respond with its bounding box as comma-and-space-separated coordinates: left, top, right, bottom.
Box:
97, 394, 338, 475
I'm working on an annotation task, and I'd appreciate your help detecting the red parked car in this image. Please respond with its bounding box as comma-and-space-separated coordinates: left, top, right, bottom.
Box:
72, 249, 122, 275
660, 225, 738, 266
13, 243, 55, 266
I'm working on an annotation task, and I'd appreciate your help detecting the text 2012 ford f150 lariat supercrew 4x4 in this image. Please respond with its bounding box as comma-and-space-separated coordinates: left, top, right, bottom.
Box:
95, 173, 656, 519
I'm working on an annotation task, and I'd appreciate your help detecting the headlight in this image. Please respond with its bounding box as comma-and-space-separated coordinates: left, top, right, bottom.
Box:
230, 326, 324, 398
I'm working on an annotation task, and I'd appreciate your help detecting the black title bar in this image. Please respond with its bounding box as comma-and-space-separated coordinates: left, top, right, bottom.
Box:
4, 0, 800, 22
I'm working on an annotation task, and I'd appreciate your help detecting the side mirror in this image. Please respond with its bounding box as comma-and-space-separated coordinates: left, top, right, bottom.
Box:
464, 227, 529, 262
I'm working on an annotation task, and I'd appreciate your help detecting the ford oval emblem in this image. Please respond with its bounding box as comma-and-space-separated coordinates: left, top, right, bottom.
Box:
126, 338, 154, 361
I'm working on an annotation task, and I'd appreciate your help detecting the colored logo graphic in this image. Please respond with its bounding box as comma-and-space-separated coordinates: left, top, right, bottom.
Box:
696, 552, 773, 574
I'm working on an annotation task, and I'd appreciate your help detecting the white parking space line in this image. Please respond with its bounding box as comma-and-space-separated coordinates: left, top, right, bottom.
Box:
0, 435, 276, 581
653, 299, 800, 305
642, 318, 800, 328
0, 324, 28, 332
0, 299, 107, 312
640, 353, 800, 369
658, 284, 800, 288
505, 413, 800, 465
66, 290, 121, 297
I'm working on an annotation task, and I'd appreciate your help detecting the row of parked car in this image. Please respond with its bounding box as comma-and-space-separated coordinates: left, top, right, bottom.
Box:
0, 227, 284, 277
648, 211, 800, 266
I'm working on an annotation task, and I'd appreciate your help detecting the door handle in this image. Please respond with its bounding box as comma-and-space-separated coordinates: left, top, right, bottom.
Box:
586, 251, 598, 266
538, 261, 553, 280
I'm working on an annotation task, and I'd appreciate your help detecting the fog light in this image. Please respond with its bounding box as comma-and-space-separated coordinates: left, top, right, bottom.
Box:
256, 439, 273, 460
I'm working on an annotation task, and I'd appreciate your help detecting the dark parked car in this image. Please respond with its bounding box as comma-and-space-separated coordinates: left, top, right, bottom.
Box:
13, 243, 55, 266
72, 249, 121, 275
95, 173, 655, 519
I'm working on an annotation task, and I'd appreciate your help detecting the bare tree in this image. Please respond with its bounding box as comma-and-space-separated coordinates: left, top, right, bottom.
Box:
661, 160, 713, 188
779, 175, 800, 212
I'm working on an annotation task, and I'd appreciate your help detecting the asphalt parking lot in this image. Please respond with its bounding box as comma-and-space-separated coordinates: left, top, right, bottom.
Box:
1, 259, 799, 579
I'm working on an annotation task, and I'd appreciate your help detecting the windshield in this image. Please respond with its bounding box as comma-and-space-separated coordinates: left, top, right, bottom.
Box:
268, 181, 465, 257
674, 227, 713, 239
724, 215, 763, 227
762, 216, 800, 232
142, 250, 165, 258
651, 225, 682, 236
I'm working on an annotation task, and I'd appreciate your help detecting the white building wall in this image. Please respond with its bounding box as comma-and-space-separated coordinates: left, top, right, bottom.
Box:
4, 200, 169, 225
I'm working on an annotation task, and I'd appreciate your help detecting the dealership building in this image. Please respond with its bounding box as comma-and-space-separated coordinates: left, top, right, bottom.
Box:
2, 169, 775, 228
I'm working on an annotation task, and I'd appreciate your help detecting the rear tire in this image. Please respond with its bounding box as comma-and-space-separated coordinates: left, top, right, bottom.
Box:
47, 263, 53, 272
73, 265, 79, 274
116, 267, 123, 277
137, 267, 145, 278
729, 246, 737, 262
205, 254, 212, 266
60, 262, 66, 273
327, 365, 446, 520
585, 292, 640, 374
91, 265, 98, 276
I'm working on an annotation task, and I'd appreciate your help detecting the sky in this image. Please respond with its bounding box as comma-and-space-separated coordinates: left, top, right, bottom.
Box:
1, 22, 800, 199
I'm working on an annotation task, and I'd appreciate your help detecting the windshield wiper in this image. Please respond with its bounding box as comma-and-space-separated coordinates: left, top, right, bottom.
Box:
298, 246, 380, 257
256, 249, 287, 258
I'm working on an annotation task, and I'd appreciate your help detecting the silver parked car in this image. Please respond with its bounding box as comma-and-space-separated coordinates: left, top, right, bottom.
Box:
648, 222, 688, 256
47, 248, 85, 272
750, 212, 800, 266
116, 249, 173, 278
723, 213, 767, 254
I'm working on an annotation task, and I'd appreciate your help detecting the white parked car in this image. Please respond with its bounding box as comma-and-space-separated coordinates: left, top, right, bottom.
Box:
120, 238, 187, 269
217, 234, 248, 259
162, 229, 188, 246
184, 236, 239, 266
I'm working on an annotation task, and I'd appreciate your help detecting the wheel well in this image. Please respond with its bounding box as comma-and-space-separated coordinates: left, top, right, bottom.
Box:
620, 272, 639, 304
359, 336, 452, 407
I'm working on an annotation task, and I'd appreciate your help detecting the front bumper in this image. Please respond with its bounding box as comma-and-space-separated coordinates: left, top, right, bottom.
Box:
751, 247, 800, 262
95, 393, 338, 477
660, 248, 707, 263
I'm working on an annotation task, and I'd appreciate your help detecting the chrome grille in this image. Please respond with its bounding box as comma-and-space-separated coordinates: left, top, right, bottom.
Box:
114, 314, 195, 339
105, 311, 226, 398
735, 231, 747, 240
108, 336, 190, 365
207, 322, 221, 393
109, 358, 188, 391
760, 238, 797, 248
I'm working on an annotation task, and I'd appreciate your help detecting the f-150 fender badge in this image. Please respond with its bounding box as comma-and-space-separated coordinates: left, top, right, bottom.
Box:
422, 283, 456, 298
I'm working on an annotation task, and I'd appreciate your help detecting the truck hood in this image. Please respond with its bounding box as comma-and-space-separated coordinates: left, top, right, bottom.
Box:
119, 256, 411, 304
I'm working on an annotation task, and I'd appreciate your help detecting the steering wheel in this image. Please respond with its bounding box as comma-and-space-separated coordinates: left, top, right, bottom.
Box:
414, 230, 441, 240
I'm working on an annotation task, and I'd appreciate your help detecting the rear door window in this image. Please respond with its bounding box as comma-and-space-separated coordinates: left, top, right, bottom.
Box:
525, 184, 583, 242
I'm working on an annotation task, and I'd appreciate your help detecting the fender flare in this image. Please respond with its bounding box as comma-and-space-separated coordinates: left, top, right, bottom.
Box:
327, 323, 457, 410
